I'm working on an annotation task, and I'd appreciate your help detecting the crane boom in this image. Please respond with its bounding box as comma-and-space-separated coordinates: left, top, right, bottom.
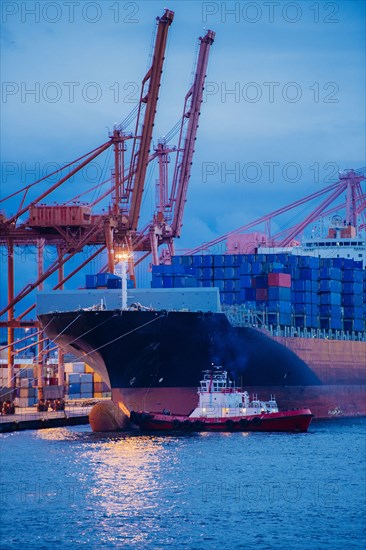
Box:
128, 8, 174, 231
171, 30, 215, 237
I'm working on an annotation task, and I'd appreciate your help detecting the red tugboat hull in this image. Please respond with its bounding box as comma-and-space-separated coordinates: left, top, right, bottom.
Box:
130, 408, 313, 433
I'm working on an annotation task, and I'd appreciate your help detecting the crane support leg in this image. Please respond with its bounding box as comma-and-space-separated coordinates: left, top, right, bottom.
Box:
150, 231, 159, 266
36, 241, 44, 400
58, 349, 65, 397
56, 244, 65, 396
105, 223, 115, 273
37, 336, 44, 401
7, 241, 14, 396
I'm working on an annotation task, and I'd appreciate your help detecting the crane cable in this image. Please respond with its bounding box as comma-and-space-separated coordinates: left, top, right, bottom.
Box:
0, 312, 166, 400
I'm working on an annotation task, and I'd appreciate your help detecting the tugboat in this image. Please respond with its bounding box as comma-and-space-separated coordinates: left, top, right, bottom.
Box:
130, 368, 313, 433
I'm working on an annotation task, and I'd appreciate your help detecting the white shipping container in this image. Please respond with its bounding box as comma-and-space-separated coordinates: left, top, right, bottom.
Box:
64, 363, 74, 373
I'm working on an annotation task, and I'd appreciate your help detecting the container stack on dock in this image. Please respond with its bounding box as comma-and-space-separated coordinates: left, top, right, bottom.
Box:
16, 368, 38, 408
0, 367, 38, 408
64, 362, 111, 400
0, 362, 111, 407
151, 253, 365, 333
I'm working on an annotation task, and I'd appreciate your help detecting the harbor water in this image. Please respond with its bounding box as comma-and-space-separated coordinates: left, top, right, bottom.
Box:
0, 418, 365, 549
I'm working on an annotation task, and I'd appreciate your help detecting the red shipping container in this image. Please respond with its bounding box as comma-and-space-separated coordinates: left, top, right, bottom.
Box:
256, 288, 268, 300
268, 273, 291, 288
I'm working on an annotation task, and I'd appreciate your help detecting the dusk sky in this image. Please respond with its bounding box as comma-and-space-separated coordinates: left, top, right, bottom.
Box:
1, 0, 365, 302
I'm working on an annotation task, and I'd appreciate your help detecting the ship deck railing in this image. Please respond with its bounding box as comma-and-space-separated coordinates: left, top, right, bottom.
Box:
222, 305, 366, 342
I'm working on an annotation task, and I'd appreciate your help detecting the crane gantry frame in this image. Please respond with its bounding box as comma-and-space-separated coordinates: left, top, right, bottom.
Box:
0, 9, 215, 395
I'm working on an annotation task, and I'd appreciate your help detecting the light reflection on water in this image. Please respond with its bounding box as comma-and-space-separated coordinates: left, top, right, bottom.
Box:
1, 420, 365, 549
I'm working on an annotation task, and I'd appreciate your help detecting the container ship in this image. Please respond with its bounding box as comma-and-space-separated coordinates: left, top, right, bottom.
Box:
37, 225, 366, 420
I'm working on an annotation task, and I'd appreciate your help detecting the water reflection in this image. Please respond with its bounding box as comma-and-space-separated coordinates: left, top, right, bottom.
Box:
38, 428, 188, 546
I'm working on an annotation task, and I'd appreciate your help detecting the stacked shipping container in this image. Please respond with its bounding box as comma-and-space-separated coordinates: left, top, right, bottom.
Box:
65, 362, 111, 399
0, 363, 112, 406
86, 273, 134, 290
151, 253, 365, 332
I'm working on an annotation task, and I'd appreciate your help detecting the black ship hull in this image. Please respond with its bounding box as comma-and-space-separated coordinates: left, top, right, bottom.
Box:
38, 310, 366, 419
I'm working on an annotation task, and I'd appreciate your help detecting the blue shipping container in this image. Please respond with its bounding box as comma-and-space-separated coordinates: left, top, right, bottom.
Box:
213, 255, 225, 267
342, 282, 363, 294
240, 275, 252, 288
353, 319, 365, 331
319, 279, 342, 293
202, 255, 214, 267
240, 263, 251, 275
96, 272, 109, 287
173, 276, 197, 288
268, 287, 291, 301
294, 315, 315, 328
251, 262, 263, 275
267, 301, 291, 313
200, 279, 213, 287
342, 270, 363, 282
292, 291, 315, 303
320, 267, 341, 280
203, 267, 214, 278
85, 275, 97, 289
223, 254, 241, 267
330, 317, 342, 330
214, 267, 225, 279
252, 275, 268, 289
224, 267, 237, 279
213, 280, 225, 291
152, 265, 164, 276
240, 288, 256, 301
319, 305, 340, 317
300, 268, 319, 280
107, 278, 121, 289
224, 279, 236, 291
344, 306, 364, 319
162, 276, 173, 288
192, 255, 204, 267
220, 292, 237, 305
319, 293, 341, 306
278, 313, 292, 325
293, 303, 312, 315
342, 294, 363, 307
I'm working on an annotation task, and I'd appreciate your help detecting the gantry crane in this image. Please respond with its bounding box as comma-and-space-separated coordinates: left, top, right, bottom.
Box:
185, 169, 365, 255
0, 10, 215, 396
148, 30, 216, 264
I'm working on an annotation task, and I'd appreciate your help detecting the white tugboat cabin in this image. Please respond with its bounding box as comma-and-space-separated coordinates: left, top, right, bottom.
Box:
189, 368, 278, 419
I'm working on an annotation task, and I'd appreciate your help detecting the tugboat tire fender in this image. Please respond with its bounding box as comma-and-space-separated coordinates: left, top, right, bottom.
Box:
182, 419, 192, 429
193, 420, 204, 430
239, 418, 249, 427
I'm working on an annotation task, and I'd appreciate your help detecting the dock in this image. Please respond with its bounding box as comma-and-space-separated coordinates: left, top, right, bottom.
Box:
0, 402, 93, 433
